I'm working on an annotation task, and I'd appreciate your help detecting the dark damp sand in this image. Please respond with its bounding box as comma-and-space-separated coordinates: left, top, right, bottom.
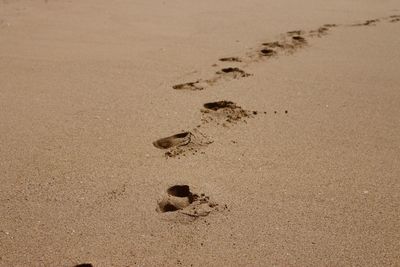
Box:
0, 0, 400, 266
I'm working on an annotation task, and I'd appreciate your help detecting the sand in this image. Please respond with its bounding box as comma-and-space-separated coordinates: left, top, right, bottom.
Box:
1, 0, 400, 266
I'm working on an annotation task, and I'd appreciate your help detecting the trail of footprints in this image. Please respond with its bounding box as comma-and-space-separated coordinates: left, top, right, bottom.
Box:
68, 15, 400, 267
156, 14, 400, 157
152, 15, 400, 220
171, 15, 399, 91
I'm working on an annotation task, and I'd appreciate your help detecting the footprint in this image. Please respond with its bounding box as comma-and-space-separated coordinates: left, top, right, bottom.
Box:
262, 41, 285, 48
203, 101, 238, 111
157, 185, 219, 217
279, 35, 308, 53
287, 30, 305, 36
153, 132, 191, 149
219, 57, 242, 62
309, 26, 330, 37
365, 19, 380, 26
172, 66, 249, 91
216, 67, 252, 79
260, 32, 308, 57
201, 100, 256, 125
353, 19, 379, 26
292, 35, 307, 44
173, 81, 204, 90
157, 185, 195, 212
153, 129, 212, 158
260, 48, 277, 57
286, 30, 307, 46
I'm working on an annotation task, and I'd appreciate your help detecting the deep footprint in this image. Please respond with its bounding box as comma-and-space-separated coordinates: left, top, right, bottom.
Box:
153, 129, 212, 158
260, 48, 277, 57
153, 132, 191, 149
203, 100, 238, 111
201, 100, 256, 125
158, 185, 196, 212
157, 185, 219, 217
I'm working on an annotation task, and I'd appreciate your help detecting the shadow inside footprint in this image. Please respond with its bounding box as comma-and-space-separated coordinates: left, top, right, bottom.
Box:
172, 81, 203, 90
203, 101, 238, 111
153, 132, 191, 149
260, 48, 276, 56
292, 36, 307, 44
167, 185, 195, 200
74, 264, 93, 267
219, 57, 242, 62
216, 67, 251, 78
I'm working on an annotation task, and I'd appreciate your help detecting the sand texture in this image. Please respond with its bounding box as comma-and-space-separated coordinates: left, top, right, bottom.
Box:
1, 0, 400, 266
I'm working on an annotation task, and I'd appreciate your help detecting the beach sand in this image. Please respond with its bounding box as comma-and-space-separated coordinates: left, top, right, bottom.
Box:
0, 0, 399, 266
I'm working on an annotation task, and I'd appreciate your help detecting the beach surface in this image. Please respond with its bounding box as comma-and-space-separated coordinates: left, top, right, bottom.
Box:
1, 0, 400, 266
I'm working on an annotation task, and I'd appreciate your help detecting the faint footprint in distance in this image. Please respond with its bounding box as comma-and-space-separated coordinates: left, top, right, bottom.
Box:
389, 15, 400, 23
215, 67, 252, 79
219, 57, 242, 62
352, 19, 380, 26
172, 81, 204, 91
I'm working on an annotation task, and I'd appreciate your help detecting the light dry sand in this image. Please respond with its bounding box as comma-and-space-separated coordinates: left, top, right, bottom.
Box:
1, 0, 400, 266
